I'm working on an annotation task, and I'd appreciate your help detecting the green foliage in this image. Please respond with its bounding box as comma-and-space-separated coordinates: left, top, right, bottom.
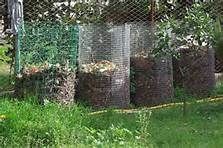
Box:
136, 110, 152, 146
152, 2, 214, 57
2, 98, 223, 147
0, 64, 12, 92
172, 4, 214, 49
0, 99, 89, 147
153, 4, 214, 57
0, 45, 11, 63
19, 23, 78, 68
23, 0, 104, 24
84, 125, 134, 146
153, 19, 178, 57
174, 87, 195, 102
0, 99, 151, 147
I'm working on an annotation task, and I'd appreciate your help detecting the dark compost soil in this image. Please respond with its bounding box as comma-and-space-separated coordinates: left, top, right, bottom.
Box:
14, 66, 76, 105
77, 70, 130, 109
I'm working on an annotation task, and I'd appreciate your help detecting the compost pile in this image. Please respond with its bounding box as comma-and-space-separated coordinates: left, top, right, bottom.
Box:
79, 60, 118, 75
15, 63, 76, 104
131, 56, 173, 106
78, 60, 129, 108
173, 47, 215, 96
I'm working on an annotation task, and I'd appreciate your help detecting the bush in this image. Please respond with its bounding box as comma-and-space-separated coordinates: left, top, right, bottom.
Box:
0, 45, 11, 64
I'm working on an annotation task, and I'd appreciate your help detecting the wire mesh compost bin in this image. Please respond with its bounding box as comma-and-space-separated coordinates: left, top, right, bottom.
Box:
130, 22, 173, 106
16, 23, 78, 104
78, 24, 130, 108
13, 0, 80, 104
172, 3, 216, 97
173, 47, 215, 96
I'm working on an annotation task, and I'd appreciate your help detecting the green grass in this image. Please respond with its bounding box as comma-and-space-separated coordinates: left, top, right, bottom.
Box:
0, 63, 12, 92
1, 98, 223, 147
2, 63, 223, 147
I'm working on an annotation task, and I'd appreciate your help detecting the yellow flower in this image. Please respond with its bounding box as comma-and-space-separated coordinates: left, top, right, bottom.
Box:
0, 115, 7, 121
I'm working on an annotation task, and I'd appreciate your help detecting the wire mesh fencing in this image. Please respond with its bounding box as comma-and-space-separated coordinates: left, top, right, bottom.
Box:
77, 24, 130, 108
170, 2, 217, 97
10, 0, 223, 107
15, 23, 78, 104
15, 0, 79, 104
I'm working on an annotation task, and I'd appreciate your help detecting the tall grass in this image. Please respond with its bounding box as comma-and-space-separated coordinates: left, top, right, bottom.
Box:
2, 97, 223, 147
2, 62, 223, 147
0, 98, 151, 147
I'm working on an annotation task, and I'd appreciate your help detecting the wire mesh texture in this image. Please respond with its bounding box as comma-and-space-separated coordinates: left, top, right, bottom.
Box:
12, 0, 223, 107
15, 0, 79, 104
78, 24, 130, 108
16, 23, 78, 104
129, 21, 174, 106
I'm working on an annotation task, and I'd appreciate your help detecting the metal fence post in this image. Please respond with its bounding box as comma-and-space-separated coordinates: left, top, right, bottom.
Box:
7, 0, 23, 75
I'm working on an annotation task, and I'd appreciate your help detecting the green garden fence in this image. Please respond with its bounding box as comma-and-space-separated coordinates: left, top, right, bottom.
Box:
15, 23, 78, 104
18, 23, 78, 71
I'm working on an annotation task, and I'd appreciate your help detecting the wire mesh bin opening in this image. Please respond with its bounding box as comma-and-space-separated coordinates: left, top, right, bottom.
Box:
129, 22, 174, 106
77, 24, 130, 108
15, 23, 78, 104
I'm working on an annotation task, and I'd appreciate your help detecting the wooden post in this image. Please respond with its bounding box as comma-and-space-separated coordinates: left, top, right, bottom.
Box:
150, 0, 155, 25
149, 0, 156, 57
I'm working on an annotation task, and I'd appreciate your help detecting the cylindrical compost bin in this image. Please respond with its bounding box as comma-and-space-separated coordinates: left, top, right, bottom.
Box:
173, 47, 215, 96
130, 23, 173, 106
77, 24, 130, 108
16, 23, 78, 104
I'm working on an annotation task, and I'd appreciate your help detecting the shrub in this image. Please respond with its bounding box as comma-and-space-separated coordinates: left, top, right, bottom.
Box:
172, 4, 214, 49
0, 45, 11, 64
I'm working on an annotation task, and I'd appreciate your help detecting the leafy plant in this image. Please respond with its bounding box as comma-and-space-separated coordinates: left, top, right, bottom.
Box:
172, 4, 214, 49
19, 23, 78, 69
136, 110, 152, 144
84, 125, 134, 146
152, 19, 178, 57
0, 45, 11, 63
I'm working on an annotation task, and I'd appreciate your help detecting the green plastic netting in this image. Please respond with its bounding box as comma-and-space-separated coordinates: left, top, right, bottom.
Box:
18, 23, 78, 71
15, 23, 78, 104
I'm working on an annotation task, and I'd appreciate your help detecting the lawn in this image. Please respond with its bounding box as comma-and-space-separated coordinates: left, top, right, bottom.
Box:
1, 98, 223, 147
